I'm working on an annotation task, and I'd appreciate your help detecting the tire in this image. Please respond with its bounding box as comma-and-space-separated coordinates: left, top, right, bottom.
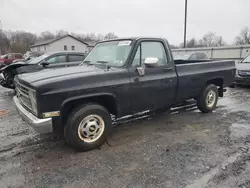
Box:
64, 103, 112, 151
197, 84, 218, 113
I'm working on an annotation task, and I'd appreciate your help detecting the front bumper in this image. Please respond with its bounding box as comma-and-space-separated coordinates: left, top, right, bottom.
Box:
13, 96, 53, 133
234, 76, 250, 85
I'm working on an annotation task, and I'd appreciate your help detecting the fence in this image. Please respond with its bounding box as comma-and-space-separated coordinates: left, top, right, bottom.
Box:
172, 44, 250, 60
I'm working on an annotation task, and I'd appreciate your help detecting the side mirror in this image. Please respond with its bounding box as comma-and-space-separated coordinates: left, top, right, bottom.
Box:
4, 56, 8, 59
41, 62, 49, 67
144, 57, 159, 68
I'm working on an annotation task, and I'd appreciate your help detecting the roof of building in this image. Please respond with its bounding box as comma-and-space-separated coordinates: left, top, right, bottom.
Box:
84, 41, 97, 47
30, 35, 90, 48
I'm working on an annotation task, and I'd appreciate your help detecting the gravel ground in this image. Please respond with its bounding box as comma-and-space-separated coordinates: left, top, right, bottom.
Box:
0, 86, 250, 188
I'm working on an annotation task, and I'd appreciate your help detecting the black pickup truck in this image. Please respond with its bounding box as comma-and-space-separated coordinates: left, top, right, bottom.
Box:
13, 37, 236, 151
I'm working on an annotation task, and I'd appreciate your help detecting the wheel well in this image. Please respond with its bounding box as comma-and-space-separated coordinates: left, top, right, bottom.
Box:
60, 95, 118, 125
206, 78, 224, 97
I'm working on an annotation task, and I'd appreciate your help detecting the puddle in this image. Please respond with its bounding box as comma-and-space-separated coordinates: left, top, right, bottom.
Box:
230, 123, 250, 140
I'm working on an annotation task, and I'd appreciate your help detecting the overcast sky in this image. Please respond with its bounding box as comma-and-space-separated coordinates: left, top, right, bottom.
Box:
1, 0, 250, 45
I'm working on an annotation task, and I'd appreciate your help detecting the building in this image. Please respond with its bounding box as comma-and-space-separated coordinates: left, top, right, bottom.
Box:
30, 35, 92, 53
84, 41, 97, 52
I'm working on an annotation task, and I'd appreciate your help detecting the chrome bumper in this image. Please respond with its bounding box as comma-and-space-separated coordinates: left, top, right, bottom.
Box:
13, 96, 53, 133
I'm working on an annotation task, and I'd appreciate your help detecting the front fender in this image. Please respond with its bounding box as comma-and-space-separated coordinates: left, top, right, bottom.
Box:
60, 92, 120, 116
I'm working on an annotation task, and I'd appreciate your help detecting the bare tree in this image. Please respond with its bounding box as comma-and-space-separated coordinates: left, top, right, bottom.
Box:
104, 32, 118, 40
235, 27, 250, 45
71, 32, 114, 42
0, 31, 10, 54
0, 29, 119, 54
180, 38, 199, 48
198, 32, 225, 47
170, 44, 178, 49
39, 31, 55, 41
6, 30, 37, 53
56, 30, 69, 37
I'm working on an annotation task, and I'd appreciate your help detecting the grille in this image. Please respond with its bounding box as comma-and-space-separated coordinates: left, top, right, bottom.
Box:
15, 79, 32, 111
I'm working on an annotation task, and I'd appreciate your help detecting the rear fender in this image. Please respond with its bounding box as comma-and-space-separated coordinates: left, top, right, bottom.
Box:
205, 77, 224, 97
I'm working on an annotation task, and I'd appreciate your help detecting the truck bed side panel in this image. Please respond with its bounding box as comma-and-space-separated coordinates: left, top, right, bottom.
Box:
175, 60, 235, 102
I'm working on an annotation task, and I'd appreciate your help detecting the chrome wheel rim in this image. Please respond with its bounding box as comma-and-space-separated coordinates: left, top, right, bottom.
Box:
77, 114, 105, 143
206, 90, 216, 108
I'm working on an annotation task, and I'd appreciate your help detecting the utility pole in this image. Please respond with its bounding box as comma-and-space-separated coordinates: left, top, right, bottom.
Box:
183, 0, 188, 48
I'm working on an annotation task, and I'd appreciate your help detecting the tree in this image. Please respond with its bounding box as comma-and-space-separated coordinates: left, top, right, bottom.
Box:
0, 30, 10, 54
179, 38, 199, 48
71, 32, 118, 42
56, 30, 68, 37
198, 32, 225, 47
39, 31, 55, 41
170, 44, 178, 49
104, 32, 118, 40
235, 27, 250, 45
5, 31, 37, 53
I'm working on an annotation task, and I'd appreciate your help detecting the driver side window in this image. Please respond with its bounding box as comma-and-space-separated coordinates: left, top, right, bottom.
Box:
132, 41, 168, 67
46, 55, 67, 64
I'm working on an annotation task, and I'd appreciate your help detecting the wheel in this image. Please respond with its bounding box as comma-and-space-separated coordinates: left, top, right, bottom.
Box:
64, 103, 112, 151
197, 84, 218, 113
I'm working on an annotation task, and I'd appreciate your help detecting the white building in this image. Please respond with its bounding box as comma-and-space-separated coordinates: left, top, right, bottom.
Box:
30, 35, 91, 53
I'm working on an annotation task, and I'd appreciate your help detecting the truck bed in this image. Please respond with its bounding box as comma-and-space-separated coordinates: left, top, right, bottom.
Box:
175, 60, 236, 102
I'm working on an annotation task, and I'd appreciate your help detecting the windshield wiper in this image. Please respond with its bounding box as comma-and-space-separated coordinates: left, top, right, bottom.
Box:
96, 61, 109, 64
79, 60, 91, 66
89, 61, 111, 69
88, 61, 109, 66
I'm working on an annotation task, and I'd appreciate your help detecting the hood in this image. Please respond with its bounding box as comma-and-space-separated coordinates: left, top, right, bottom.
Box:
236, 62, 250, 71
0, 61, 27, 71
18, 64, 111, 86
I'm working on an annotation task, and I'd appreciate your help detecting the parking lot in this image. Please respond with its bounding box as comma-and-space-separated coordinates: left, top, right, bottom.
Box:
0, 86, 250, 188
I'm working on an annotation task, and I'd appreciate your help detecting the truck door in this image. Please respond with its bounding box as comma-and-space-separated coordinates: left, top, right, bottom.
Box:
128, 40, 178, 113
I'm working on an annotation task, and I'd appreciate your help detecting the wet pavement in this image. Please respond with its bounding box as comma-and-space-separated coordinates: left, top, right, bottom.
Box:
0, 86, 250, 188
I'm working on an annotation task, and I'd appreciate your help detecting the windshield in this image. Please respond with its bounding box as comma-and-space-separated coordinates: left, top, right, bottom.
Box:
242, 54, 250, 63
174, 54, 191, 60
83, 40, 132, 67
28, 53, 49, 64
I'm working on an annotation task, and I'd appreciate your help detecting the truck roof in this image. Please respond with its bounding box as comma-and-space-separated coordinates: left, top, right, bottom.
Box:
100, 37, 166, 43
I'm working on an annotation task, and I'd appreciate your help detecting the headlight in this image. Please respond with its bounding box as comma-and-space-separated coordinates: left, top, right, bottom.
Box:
29, 90, 37, 115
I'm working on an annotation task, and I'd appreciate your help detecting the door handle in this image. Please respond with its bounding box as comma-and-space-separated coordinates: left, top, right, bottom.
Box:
163, 67, 173, 72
